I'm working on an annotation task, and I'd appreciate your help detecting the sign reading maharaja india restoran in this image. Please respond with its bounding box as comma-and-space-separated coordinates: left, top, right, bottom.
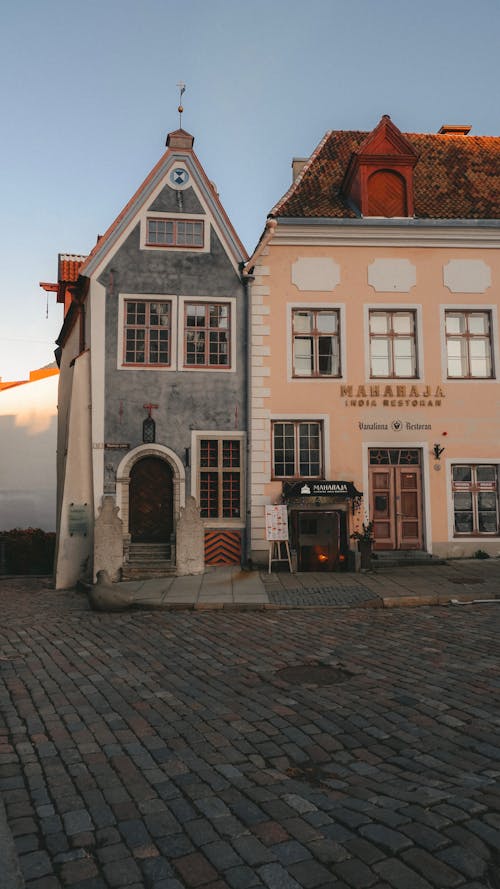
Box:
340, 383, 446, 408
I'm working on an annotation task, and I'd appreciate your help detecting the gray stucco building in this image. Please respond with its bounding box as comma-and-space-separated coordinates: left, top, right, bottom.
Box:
51, 128, 248, 589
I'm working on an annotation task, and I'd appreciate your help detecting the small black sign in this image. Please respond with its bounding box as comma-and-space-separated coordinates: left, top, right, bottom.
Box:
283, 480, 362, 499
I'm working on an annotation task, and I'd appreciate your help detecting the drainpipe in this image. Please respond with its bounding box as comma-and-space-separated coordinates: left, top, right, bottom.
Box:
240, 266, 252, 569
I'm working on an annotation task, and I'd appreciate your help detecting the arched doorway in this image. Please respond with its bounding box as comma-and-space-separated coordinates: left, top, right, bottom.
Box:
129, 457, 173, 543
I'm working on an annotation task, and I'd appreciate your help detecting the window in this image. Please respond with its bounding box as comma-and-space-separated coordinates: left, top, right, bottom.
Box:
369, 310, 417, 378
124, 301, 170, 366
272, 421, 322, 479
185, 303, 230, 368
292, 309, 341, 377
452, 465, 499, 535
147, 218, 204, 247
199, 438, 242, 519
445, 311, 493, 379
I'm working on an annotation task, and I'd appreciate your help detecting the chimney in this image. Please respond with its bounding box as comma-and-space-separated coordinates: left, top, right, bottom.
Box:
438, 124, 472, 136
292, 157, 308, 182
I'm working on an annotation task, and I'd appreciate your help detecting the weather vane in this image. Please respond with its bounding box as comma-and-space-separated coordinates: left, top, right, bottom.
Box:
177, 81, 186, 128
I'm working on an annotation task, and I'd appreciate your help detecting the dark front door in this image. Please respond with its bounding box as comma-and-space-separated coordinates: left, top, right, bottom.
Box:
369, 449, 423, 550
129, 457, 173, 543
295, 511, 343, 570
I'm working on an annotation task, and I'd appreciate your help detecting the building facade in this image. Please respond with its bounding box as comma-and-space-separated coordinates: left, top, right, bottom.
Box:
246, 116, 500, 569
50, 129, 248, 589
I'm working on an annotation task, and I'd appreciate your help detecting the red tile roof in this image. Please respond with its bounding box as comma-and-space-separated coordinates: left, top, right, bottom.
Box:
272, 127, 500, 220
58, 254, 87, 282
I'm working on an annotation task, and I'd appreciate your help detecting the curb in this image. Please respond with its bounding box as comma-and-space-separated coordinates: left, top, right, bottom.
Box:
122, 593, 499, 612
0, 796, 24, 889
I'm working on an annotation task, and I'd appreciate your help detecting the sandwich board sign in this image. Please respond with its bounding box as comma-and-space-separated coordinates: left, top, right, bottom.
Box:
265, 505, 289, 541
265, 505, 292, 573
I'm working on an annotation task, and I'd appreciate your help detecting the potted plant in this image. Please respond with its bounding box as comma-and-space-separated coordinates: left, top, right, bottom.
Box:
350, 521, 374, 569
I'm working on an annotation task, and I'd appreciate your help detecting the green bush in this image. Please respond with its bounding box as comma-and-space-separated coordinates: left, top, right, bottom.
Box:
0, 528, 55, 575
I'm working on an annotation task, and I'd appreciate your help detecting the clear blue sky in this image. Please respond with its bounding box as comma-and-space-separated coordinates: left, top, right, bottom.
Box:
1, 0, 499, 381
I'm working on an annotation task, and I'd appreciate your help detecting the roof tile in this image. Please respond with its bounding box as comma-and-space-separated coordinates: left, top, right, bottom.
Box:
273, 129, 500, 220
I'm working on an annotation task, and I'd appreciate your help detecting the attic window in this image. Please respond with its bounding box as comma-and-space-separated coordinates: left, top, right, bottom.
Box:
146, 218, 204, 247
367, 170, 408, 217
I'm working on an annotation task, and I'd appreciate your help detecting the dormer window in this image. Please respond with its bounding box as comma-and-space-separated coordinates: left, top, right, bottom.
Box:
367, 169, 408, 217
146, 217, 204, 247
342, 115, 418, 218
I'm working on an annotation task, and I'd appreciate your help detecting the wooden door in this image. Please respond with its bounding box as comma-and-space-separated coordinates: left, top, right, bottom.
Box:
396, 466, 422, 549
370, 467, 396, 550
129, 457, 173, 542
370, 461, 423, 550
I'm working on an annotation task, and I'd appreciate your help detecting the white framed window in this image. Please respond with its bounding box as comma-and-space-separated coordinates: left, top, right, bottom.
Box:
292, 308, 341, 377
140, 211, 209, 253
369, 309, 417, 378
364, 304, 423, 381
146, 218, 204, 248
179, 297, 236, 372
452, 464, 499, 536
445, 310, 493, 379
117, 294, 178, 371
123, 300, 171, 366
191, 432, 245, 525
272, 420, 323, 479
287, 303, 346, 383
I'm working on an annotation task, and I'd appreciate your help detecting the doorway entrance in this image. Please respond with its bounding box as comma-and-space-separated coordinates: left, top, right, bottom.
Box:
369, 448, 423, 550
293, 510, 347, 570
129, 456, 173, 543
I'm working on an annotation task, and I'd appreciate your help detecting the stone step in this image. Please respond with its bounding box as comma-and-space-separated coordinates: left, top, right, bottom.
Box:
128, 544, 171, 562
371, 551, 447, 570
122, 561, 175, 580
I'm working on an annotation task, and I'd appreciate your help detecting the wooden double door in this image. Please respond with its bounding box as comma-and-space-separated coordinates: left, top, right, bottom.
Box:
369, 449, 423, 550
129, 457, 173, 543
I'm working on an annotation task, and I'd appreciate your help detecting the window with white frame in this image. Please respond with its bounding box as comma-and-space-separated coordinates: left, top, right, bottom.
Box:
445, 311, 493, 379
124, 300, 171, 366
452, 464, 499, 535
146, 217, 204, 247
292, 309, 341, 377
272, 421, 323, 479
198, 437, 243, 519
369, 310, 417, 378
184, 302, 231, 368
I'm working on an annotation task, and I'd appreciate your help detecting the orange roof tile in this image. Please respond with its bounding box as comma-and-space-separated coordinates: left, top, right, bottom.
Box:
273, 127, 500, 220
58, 254, 87, 282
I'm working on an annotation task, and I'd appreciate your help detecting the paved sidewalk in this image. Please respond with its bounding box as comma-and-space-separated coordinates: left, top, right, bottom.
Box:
114, 559, 500, 611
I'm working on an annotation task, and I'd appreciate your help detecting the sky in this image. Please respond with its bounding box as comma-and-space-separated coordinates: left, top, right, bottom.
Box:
1, 0, 499, 381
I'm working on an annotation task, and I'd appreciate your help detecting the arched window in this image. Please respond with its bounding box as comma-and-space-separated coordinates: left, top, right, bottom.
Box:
367, 170, 408, 217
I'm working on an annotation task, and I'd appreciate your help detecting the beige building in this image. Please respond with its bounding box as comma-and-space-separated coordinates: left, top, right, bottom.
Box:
245, 116, 500, 569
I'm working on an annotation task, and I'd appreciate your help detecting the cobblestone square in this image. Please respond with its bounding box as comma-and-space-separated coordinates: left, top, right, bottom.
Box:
1, 577, 500, 888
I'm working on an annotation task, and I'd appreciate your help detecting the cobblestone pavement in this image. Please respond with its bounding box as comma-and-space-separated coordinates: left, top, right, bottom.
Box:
1, 577, 500, 889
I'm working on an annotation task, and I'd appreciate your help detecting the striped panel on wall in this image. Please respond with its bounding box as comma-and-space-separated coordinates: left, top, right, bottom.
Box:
204, 531, 241, 565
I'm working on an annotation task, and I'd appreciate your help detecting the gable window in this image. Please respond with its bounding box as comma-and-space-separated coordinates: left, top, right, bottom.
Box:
452, 465, 499, 535
124, 300, 170, 366
292, 309, 341, 377
199, 438, 242, 519
445, 311, 493, 379
369, 310, 417, 378
272, 421, 323, 479
147, 218, 204, 247
185, 302, 230, 368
